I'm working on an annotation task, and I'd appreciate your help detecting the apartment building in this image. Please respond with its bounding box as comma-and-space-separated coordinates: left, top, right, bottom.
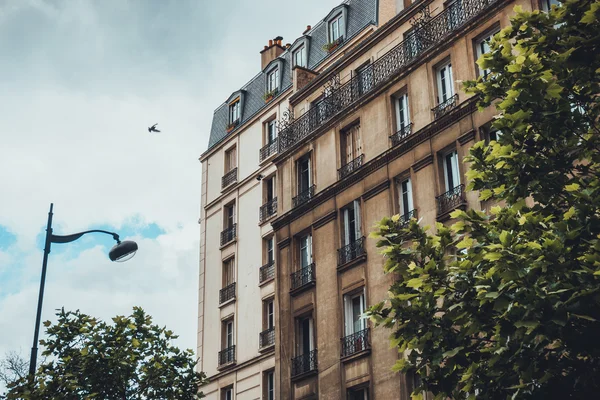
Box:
200, 0, 556, 398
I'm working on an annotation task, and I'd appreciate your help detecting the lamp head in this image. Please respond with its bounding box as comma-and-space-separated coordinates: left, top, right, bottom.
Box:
256, 174, 264, 181
109, 240, 138, 262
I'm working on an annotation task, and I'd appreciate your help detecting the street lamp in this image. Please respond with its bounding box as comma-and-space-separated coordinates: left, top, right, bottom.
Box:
29, 203, 138, 376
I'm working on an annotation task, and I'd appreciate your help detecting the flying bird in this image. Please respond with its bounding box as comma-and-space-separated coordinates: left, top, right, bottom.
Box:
148, 123, 161, 133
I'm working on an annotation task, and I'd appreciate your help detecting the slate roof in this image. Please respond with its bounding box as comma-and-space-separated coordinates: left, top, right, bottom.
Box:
206, 0, 379, 152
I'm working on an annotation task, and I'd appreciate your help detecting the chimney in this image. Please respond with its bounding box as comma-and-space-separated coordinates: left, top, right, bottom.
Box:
303, 25, 312, 34
260, 36, 285, 70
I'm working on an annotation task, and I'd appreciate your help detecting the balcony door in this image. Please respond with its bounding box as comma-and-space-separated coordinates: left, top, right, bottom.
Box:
344, 291, 366, 336
342, 125, 362, 166
299, 234, 312, 269
443, 150, 460, 191
436, 61, 454, 104
297, 315, 314, 355
398, 178, 413, 217
342, 200, 361, 247
297, 157, 311, 194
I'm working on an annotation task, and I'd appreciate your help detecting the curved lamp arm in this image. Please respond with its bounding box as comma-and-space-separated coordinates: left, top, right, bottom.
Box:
50, 230, 121, 244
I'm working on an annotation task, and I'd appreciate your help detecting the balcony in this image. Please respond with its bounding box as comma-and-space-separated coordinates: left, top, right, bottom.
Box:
341, 328, 370, 359
292, 185, 315, 208
259, 260, 275, 284
219, 282, 236, 305
259, 197, 278, 224
290, 263, 315, 294
436, 184, 466, 219
338, 154, 364, 180
259, 139, 279, 162
277, 0, 498, 153
221, 167, 237, 189
398, 209, 418, 227
337, 237, 366, 267
432, 94, 459, 119
390, 123, 413, 147
291, 349, 318, 380
218, 345, 236, 368
259, 327, 275, 350
220, 224, 237, 247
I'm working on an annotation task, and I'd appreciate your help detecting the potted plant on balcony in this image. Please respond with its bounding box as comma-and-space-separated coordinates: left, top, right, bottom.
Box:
226, 120, 238, 133
263, 88, 278, 103
323, 38, 342, 53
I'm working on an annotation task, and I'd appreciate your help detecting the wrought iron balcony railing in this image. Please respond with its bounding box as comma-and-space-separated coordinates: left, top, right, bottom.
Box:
220, 224, 237, 246
219, 282, 236, 304
221, 167, 238, 189
259, 139, 279, 162
259, 197, 277, 223
341, 328, 370, 358
291, 349, 318, 378
290, 263, 315, 291
292, 185, 315, 208
432, 94, 459, 119
337, 237, 366, 266
218, 345, 236, 366
436, 184, 466, 215
390, 123, 413, 147
259, 260, 275, 284
338, 154, 364, 180
259, 327, 275, 349
277, 0, 497, 153
398, 209, 417, 227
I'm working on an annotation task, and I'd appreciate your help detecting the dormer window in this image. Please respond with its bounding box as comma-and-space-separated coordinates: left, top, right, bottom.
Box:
267, 68, 280, 92
293, 45, 307, 68
229, 99, 240, 125
329, 14, 344, 42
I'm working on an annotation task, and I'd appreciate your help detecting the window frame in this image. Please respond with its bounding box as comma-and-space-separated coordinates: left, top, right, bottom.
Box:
222, 257, 235, 287
394, 92, 410, 131
293, 44, 307, 68
474, 26, 500, 78
298, 233, 313, 269
222, 318, 234, 349
295, 313, 315, 355
263, 370, 275, 400
397, 176, 414, 217
224, 146, 237, 173
267, 68, 280, 92
296, 154, 312, 194
223, 202, 235, 230
228, 100, 240, 125
341, 123, 362, 166
343, 288, 366, 336
341, 200, 362, 247
436, 60, 454, 104
221, 386, 233, 400
442, 149, 461, 191
329, 13, 344, 42
265, 119, 277, 144
263, 298, 275, 330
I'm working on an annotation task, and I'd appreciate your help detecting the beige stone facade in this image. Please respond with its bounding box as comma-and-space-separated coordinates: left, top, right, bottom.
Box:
200, 0, 550, 399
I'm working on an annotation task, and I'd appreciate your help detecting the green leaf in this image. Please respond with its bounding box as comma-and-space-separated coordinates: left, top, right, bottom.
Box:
456, 237, 474, 249
406, 278, 425, 289
484, 252, 502, 261
564, 207, 576, 220
442, 347, 464, 359
499, 231, 511, 246
525, 242, 542, 250
572, 314, 597, 322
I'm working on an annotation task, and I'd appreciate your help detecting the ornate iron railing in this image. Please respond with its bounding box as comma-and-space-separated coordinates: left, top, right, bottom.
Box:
338, 154, 364, 180
337, 237, 366, 266
259, 138, 279, 162
218, 345, 236, 366
398, 209, 418, 227
291, 349, 318, 378
259, 197, 277, 223
259, 327, 275, 349
390, 123, 413, 147
436, 184, 466, 215
341, 328, 370, 358
221, 167, 238, 189
220, 224, 237, 246
432, 94, 459, 119
292, 185, 315, 208
290, 263, 315, 291
277, 0, 497, 152
219, 282, 236, 304
259, 260, 275, 284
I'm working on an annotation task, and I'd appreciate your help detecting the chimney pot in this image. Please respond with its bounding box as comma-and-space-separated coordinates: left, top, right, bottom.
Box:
286, 43, 291, 48
268, 39, 273, 46
303, 25, 312, 34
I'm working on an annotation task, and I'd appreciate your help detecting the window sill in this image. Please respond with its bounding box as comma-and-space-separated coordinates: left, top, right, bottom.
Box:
337, 254, 367, 273
340, 347, 371, 363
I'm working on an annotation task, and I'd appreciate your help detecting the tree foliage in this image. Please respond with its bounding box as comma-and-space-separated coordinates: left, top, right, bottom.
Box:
0, 351, 28, 398
368, 1, 600, 398
6, 307, 206, 399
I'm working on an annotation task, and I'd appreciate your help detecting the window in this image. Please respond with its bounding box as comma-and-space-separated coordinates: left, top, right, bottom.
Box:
299, 234, 313, 269
223, 257, 235, 287
228, 101, 240, 125
266, 120, 277, 144
342, 200, 361, 247
264, 299, 274, 330
443, 150, 461, 191
225, 146, 237, 173
541, 0, 559, 11
348, 386, 369, 400
264, 370, 275, 400
343, 290, 366, 336
223, 319, 234, 349
264, 175, 275, 203
267, 68, 279, 92
488, 129, 502, 142
297, 156, 311, 194
265, 236, 275, 264
221, 386, 233, 400
329, 14, 344, 42
342, 124, 362, 166
398, 177, 414, 217
224, 202, 235, 229
395, 93, 410, 130
436, 61, 454, 104
475, 30, 498, 78
296, 315, 314, 355
293, 45, 306, 68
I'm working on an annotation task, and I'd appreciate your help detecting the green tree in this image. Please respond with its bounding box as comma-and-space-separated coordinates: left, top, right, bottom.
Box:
6, 307, 206, 399
368, 0, 600, 398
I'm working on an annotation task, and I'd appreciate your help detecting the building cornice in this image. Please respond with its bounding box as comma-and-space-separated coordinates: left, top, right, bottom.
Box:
412, 154, 434, 173
312, 210, 337, 230
207, 352, 274, 381
362, 180, 390, 202
458, 129, 476, 146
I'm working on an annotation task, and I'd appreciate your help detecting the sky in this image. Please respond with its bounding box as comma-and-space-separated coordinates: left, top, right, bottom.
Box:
0, 0, 339, 375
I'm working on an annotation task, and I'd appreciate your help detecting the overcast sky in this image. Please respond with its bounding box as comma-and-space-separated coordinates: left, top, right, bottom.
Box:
0, 0, 339, 373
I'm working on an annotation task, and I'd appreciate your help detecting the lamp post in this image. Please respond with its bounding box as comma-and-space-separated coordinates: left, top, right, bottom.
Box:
29, 203, 138, 377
